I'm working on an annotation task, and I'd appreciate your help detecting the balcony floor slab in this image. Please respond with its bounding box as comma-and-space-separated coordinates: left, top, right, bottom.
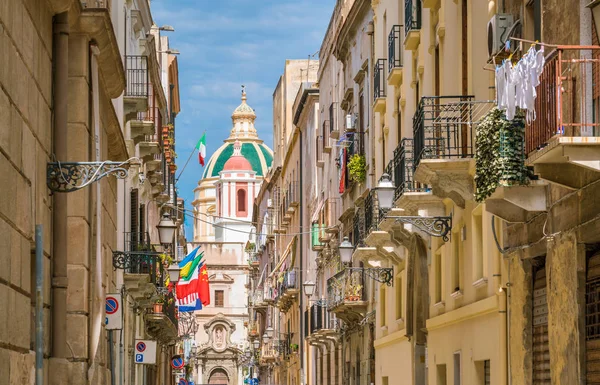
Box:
485, 181, 548, 223
527, 137, 600, 189
414, 158, 474, 208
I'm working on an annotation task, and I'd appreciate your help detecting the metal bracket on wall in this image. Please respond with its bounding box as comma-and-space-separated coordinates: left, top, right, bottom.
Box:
390, 215, 453, 241
47, 161, 131, 193
349, 267, 394, 286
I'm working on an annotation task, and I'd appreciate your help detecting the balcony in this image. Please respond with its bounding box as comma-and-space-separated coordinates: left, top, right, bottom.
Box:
413, 96, 493, 208
404, 0, 422, 51
145, 292, 178, 344
260, 340, 280, 362
329, 103, 340, 139
524, 48, 600, 189
113, 232, 166, 303
247, 321, 259, 338
327, 268, 367, 323
131, 106, 159, 144
388, 25, 404, 86
273, 269, 299, 311
287, 181, 300, 209
139, 134, 160, 162
250, 289, 267, 310
305, 304, 340, 345
317, 135, 326, 168
373, 59, 387, 114
124, 55, 149, 115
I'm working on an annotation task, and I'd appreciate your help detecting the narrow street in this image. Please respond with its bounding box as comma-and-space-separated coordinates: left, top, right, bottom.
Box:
1, 1, 600, 385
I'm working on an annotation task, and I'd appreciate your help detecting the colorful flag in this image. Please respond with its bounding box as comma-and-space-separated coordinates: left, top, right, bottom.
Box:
198, 264, 211, 306
179, 246, 200, 267
178, 298, 202, 312
196, 133, 206, 166
176, 262, 202, 300
179, 251, 203, 280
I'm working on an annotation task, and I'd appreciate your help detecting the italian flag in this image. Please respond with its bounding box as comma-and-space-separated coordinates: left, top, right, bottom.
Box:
196, 133, 206, 166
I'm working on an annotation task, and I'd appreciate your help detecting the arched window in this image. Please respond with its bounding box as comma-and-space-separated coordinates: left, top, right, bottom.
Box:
237, 189, 247, 215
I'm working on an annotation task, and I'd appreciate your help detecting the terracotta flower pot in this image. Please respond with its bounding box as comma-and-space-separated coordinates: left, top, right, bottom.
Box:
153, 303, 163, 313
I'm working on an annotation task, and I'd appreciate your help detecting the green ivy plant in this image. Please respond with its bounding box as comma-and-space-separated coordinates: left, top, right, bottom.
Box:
474, 108, 531, 202
347, 154, 367, 184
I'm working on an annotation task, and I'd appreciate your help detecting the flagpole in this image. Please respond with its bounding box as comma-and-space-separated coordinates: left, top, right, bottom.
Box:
175, 130, 206, 183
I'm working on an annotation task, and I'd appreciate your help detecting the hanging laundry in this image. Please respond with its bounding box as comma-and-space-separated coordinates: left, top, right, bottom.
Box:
495, 45, 545, 122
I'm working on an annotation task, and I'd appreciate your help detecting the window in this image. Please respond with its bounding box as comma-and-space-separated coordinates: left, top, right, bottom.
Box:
215, 290, 224, 307
472, 205, 484, 283
382, 376, 388, 385
395, 275, 403, 320
237, 189, 247, 214
452, 229, 462, 293
380, 287, 387, 327
435, 250, 443, 303
453, 352, 461, 385
437, 364, 447, 385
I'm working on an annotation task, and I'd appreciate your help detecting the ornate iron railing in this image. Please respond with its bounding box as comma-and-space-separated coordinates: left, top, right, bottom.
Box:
352, 210, 365, 248
388, 25, 403, 72
405, 0, 422, 35
125, 55, 149, 97
526, 49, 600, 154
327, 268, 365, 309
364, 189, 378, 233
112, 251, 167, 286
163, 292, 178, 328
393, 138, 427, 199
413, 96, 494, 170
374, 59, 387, 101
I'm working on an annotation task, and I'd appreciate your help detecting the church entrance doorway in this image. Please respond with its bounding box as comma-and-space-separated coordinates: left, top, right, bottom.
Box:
208, 368, 229, 385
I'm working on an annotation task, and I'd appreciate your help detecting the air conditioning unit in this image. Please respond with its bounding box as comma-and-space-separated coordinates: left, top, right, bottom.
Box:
487, 14, 514, 58
345, 114, 357, 131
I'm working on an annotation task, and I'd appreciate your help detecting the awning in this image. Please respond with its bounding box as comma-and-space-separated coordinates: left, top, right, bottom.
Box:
311, 199, 325, 223
269, 236, 297, 277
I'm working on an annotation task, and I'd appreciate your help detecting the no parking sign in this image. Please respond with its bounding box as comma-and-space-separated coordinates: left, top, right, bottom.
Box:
105, 294, 122, 330
134, 340, 157, 364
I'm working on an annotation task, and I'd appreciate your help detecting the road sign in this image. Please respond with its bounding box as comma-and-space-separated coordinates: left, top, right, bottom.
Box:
105, 294, 122, 330
136, 341, 146, 352
178, 379, 188, 385
171, 355, 185, 370
134, 340, 157, 364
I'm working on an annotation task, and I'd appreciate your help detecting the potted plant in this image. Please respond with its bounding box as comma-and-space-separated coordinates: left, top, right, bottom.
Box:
290, 343, 299, 353
153, 298, 164, 313
347, 154, 367, 184
169, 164, 177, 174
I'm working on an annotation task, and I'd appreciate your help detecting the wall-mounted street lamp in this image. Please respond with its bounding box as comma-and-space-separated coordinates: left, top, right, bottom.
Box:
302, 281, 316, 298
157, 213, 177, 245
159, 25, 175, 32
252, 339, 260, 351
375, 173, 452, 241
338, 237, 354, 264
47, 160, 133, 193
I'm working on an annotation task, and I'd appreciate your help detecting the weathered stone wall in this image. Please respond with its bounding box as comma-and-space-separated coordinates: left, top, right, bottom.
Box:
0, 0, 55, 384
508, 250, 533, 385
546, 231, 586, 385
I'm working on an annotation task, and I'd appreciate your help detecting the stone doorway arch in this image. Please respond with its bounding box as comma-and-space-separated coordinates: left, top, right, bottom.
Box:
208, 368, 229, 385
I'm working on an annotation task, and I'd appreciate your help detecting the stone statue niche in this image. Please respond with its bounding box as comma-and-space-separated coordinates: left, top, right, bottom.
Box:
203, 314, 236, 352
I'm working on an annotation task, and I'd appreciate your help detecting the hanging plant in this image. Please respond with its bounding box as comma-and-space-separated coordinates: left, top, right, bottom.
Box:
474, 108, 532, 202
347, 154, 367, 183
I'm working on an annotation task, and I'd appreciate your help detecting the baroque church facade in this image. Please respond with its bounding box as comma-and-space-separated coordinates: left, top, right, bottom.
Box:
190, 90, 273, 385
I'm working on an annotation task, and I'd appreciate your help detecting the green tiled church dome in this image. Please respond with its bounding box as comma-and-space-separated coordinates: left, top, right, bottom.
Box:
202, 141, 273, 179
200, 89, 273, 180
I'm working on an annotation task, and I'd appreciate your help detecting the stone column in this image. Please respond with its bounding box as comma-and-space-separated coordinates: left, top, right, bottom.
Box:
546, 231, 586, 385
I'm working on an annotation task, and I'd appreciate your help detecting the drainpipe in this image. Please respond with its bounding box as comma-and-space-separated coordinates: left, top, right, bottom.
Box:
299, 133, 305, 385
35, 225, 44, 385
89, 42, 104, 382
51, 11, 69, 360
492, 216, 510, 385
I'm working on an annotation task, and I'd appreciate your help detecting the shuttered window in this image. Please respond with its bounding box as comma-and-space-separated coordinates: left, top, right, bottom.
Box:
586, 252, 600, 385
215, 290, 224, 307
532, 264, 550, 384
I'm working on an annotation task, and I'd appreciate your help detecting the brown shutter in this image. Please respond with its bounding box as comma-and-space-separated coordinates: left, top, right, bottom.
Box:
532, 265, 550, 384
586, 252, 600, 384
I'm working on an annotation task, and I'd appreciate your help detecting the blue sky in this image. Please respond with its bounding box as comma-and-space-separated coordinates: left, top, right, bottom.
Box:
151, 0, 333, 237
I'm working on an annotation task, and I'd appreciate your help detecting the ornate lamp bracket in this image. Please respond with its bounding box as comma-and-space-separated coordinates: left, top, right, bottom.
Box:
391, 215, 453, 242
47, 161, 132, 193
349, 266, 394, 286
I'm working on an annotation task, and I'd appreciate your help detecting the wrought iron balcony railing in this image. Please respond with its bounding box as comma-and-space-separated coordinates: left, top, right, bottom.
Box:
393, 138, 427, 199
260, 340, 280, 360
374, 59, 387, 101
364, 189, 379, 234
327, 268, 366, 310
112, 250, 167, 287
388, 25, 404, 72
125, 55, 149, 98
163, 292, 178, 327
353, 210, 366, 248
526, 48, 600, 155
305, 303, 339, 336
405, 0, 422, 35
413, 96, 494, 170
